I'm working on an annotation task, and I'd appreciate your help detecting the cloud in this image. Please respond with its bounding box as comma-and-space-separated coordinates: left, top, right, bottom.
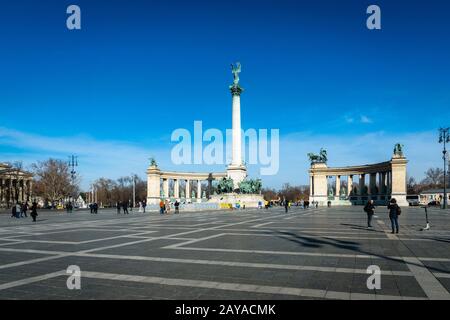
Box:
360, 115, 372, 123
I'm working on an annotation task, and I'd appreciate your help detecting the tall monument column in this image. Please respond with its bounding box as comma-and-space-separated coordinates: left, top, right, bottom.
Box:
227, 62, 247, 189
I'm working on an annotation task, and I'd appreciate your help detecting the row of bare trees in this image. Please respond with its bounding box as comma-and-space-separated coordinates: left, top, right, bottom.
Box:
262, 183, 309, 202
91, 175, 147, 207
407, 167, 449, 194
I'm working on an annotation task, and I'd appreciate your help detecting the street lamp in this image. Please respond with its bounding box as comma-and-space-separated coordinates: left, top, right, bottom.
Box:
438, 128, 450, 209
67, 155, 78, 204
131, 174, 136, 208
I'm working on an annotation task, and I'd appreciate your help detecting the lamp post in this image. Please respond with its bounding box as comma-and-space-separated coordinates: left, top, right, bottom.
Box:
439, 128, 450, 209
131, 174, 136, 208
68, 155, 78, 204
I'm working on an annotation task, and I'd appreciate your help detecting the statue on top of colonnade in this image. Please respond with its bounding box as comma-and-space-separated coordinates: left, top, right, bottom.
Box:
307, 148, 328, 164
393, 143, 404, 157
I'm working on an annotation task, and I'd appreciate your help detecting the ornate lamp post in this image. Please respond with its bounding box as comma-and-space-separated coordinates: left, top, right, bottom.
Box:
439, 128, 450, 209
68, 155, 78, 204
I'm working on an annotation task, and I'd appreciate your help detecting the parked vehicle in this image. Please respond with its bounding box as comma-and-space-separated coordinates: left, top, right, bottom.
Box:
406, 195, 420, 206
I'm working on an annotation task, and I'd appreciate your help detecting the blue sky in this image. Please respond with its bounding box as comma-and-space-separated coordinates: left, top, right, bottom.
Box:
0, 0, 449, 189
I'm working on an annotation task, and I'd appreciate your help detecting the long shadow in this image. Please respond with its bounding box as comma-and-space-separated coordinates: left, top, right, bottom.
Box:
273, 229, 450, 274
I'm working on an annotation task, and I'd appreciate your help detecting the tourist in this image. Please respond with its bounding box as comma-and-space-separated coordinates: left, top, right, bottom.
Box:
123, 201, 129, 214
11, 204, 16, 218
159, 199, 165, 214
364, 200, 376, 228
284, 200, 289, 213
30, 201, 38, 222
387, 198, 401, 234
89, 203, 94, 214
129, 200, 133, 212
142, 200, 147, 213
22, 202, 28, 218
16, 202, 22, 218
174, 200, 180, 214
93, 202, 98, 214
138, 201, 143, 213
116, 201, 121, 214
165, 199, 170, 213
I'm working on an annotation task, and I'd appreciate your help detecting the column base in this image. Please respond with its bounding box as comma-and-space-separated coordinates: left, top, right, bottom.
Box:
227, 165, 247, 189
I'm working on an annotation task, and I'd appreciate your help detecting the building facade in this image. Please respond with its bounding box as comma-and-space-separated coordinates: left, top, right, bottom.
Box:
0, 162, 33, 208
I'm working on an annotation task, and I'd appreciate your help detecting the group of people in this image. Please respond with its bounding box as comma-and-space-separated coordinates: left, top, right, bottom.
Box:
159, 199, 180, 214
364, 198, 401, 233
116, 200, 147, 214
10, 201, 38, 222
89, 203, 99, 214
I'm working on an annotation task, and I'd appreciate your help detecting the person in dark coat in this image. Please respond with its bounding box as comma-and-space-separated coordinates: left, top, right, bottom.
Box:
11, 205, 16, 218
116, 201, 121, 214
364, 200, 376, 228
142, 200, 147, 213
284, 199, 289, 213
387, 198, 401, 234
30, 202, 38, 222
122, 201, 129, 214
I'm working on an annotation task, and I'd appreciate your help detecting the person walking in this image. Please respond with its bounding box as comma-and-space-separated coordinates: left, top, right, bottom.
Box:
123, 201, 129, 214
142, 200, 147, 213
93, 202, 98, 214
89, 203, 94, 214
364, 200, 376, 229
11, 204, 16, 218
21, 202, 28, 218
16, 202, 22, 218
284, 199, 289, 213
30, 201, 38, 222
174, 200, 180, 214
387, 198, 401, 234
159, 200, 165, 215
116, 201, 121, 214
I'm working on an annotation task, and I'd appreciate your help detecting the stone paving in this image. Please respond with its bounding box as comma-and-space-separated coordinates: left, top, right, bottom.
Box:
0, 205, 450, 300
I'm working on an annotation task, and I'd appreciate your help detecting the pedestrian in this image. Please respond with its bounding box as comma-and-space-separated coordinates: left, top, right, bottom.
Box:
142, 200, 147, 213
159, 200, 165, 215
16, 202, 22, 218
30, 201, 38, 222
123, 201, 129, 214
117, 201, 121, 214
165, 200, 170, 213
93, 202, 98, 214
11, 204, 16, 218
89, 203, 94, 214
22, 202, 28, 218
174, 200, 180, 214
364, 200, 376, 229
387, 198, 401, 234
129, 200, 133, 212
284, 200, 289, 213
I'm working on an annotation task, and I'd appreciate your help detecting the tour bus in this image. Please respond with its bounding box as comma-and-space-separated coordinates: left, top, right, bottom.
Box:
406, 195, 420, 206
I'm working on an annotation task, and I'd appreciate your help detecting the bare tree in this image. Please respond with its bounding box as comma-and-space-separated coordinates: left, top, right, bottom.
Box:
421, 168, 444, 187
31, 159, 78, 206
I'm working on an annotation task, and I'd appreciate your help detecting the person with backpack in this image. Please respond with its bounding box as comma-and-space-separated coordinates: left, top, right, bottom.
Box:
364, 200, 376, 229
387, 198, 401, 234
174, 200, 180, 214
21, 202, 28, 218
122, 201, 129, 214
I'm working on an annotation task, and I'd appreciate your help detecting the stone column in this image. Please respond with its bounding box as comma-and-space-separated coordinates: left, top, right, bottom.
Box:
197, 180, 202, 202
359, 174, 365, 195
146, 165, 161, 205
162, 179, 169, 198
348, 175, 353, 196
186, 180, 190, 199
227, 82, 247, 189
369, 173, 376, 196
335, 176, 341, 198
9, 178, 13, 205
391, 156, 408, 206
174, 179, 180, 199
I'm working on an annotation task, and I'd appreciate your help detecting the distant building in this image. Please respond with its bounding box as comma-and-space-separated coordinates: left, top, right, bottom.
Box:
0, 162, 33, 208
419, 189, 450, 204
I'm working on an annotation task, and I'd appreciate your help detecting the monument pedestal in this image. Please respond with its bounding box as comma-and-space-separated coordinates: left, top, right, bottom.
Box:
227, 165, 247, 189
209, 193, 264, 208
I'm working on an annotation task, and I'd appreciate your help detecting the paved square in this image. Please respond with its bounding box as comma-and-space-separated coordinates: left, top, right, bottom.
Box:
0, 206, 450, 300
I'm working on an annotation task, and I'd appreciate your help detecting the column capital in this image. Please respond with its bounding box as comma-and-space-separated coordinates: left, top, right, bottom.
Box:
230, 84, 243, 96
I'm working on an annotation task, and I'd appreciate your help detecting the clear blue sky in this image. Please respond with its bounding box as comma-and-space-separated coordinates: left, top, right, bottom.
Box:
0, 0, 449, 189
